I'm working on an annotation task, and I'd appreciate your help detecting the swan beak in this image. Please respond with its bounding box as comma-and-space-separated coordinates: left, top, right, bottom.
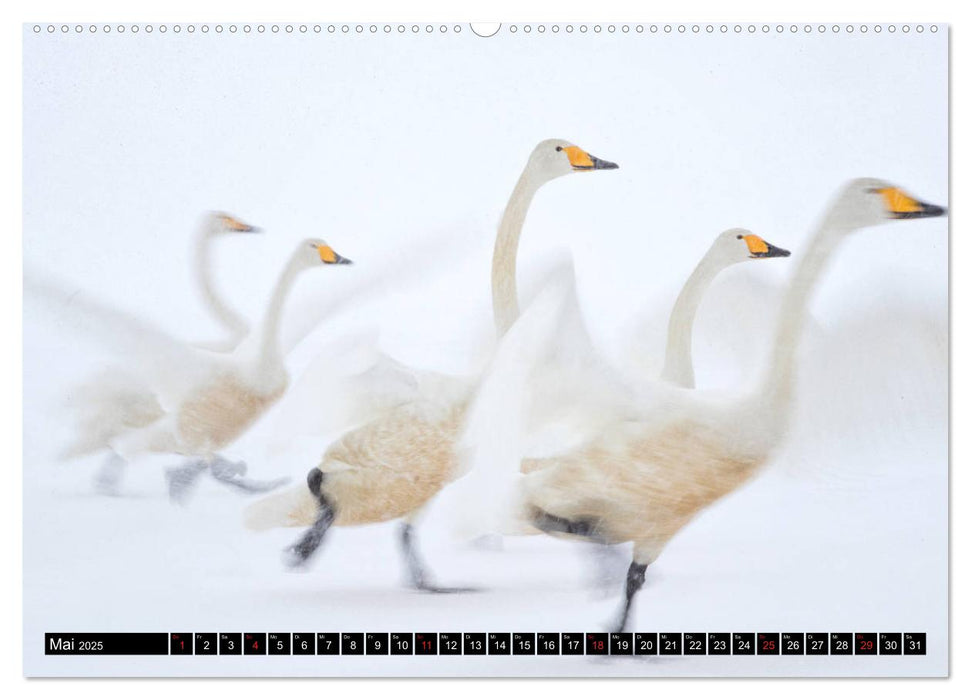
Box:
751, 242, 791, 259
222, 215, 261, 233
318, 245, 353, 265
589, 155, 619, 171
564, 146, 619, 171
742, 234, 789, 259
878, 188, 948, 219
572, 153, 619, 171
896, 201, 947, 219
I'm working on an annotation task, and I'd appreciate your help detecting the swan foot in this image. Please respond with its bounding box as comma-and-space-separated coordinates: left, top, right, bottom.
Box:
209, 456, 290, 494
611, 560, 648, 633
209, 456, 247, 479
284, 468, 335, 568
164, 460, 208, 504
400, 522, 478, 594
94, 452, 126, 496
414, 583, 480, 594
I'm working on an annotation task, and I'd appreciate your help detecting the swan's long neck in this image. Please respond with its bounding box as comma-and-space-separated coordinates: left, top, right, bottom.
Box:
257, 252, 307, 373
195, 225, 247, 341
492, 167, 543, 336
759, 212, 851, 418
660, 249, 726, 388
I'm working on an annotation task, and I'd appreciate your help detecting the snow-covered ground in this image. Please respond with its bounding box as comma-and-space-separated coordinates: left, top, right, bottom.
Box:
22, 25, 947, 677
22, 395, 948, 677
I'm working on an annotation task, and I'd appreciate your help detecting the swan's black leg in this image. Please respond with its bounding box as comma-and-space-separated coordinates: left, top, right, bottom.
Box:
399, 523, 476, 594
208, 455, 290, 494
164, 459, 208, 503
531, 508, 606, 543
533, 509, 621, 594
613, 560, 648, 633
530, 508, 646, 631
284, 468, 336, 568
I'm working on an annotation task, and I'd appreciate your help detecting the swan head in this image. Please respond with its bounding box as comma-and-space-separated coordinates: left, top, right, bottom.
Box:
833, 178, 947, 230
713, 228, 791, 264
527, 139, 619, 181
298, 238, 353, 267
207, 212, 262, 235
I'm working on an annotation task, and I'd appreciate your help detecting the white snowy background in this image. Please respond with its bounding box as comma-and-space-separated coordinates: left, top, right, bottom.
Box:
22, 25, 947, 676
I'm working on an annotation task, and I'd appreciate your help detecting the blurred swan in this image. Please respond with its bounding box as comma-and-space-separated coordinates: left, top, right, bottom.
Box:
60, 212, 261, 481
521, 228, 791, 591
193, 212, 263, 351
54, 239, 352, 497
660, 228, 790, 388
110, 239, 351, 474
245, 139, 619, 592
451, 228, 791, 550
455, 227, 792, 573
465, 179, 945, 630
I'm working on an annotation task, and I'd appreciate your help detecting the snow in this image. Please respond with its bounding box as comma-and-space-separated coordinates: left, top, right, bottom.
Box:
22, 25, 947, 677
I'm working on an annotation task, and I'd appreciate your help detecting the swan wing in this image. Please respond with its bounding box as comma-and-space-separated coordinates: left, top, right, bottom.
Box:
59, 368, 165, 459
267, 323, 476, 457
510, 258, 641, 454
263, 332, 415, 447
26, 271, 219, 394
452, 259, 638, 538
281, 224, 482, 355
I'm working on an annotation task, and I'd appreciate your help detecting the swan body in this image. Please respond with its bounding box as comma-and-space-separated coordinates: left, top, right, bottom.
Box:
456, 229, 789, 551
518, 396, 766, 553
247, 139, 619, 591
108, 239, 352, 464
174, 373, 288, 453
61, 212, 260, 461
61, 371, 168, 461
287, 397, 471, 527
474, 178, 945, 630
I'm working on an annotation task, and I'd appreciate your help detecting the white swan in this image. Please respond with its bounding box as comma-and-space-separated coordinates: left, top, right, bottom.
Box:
244, 139, 619, 591
60, 212, 261, 474
660, 228, 790, 388
469, 178, 944, 630
495, 228, 791, 588
193, 212, 262, 350
453, 228, 791, 559
93, 239, 352, 495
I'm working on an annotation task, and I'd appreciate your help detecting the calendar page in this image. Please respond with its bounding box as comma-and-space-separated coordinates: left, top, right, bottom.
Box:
22, 21, 948, 677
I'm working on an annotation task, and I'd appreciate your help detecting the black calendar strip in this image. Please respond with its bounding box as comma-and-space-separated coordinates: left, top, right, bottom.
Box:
44, 633, 169, 655
45, 632, 927, 656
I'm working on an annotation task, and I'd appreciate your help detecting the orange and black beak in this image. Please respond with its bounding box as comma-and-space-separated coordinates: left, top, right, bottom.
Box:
751, 241, 790, 259
318, 243, 353, 265
741, 234, 790, 259
583, 154, 619, 171
874, 187, 948, 220
562, 145, 619, 171
222, 215, 262, 233
891, 201, 947, 220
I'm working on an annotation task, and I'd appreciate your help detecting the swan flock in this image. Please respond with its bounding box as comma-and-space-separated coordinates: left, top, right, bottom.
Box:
45, 141, 946, 632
